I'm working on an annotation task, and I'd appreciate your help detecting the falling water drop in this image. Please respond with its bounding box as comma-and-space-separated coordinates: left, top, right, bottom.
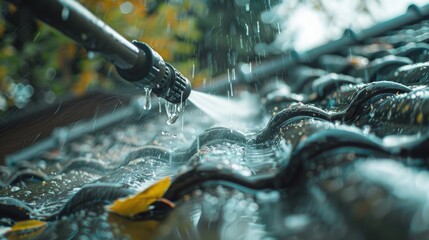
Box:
158, 97, 162, 113
143, 87, 152, 110
227, 68, 231, 82
178, 92, 185, 112
165, 102, 179, 125
256, 21, 260, 34
227, 69, 234, 96
192, 64, 195, 79
228, 91, 233, 131
245, 24, 249, 36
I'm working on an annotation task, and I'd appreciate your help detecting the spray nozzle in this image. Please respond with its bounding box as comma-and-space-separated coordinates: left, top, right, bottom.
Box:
116, 41, 191, 104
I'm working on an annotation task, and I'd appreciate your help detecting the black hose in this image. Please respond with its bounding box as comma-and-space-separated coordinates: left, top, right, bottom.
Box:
9, 0, 140, 69
7, 0, 191, 103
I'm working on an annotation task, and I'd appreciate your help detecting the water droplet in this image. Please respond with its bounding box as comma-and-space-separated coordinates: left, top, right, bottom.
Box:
158, 97, 162, 113
227, 69, 231, 82
165, 101, 179, 125
143, 87, 152, 110
81, 33, 88, 41
192, 64, 195, 79
256, 21, 260, 34
369, 104, 375, 118
362, 125, 371, 134
120, 1, 134, 14
38, 160, 47, 169
178, 92, 185, 113
61, 7, 70, 21
87, 51, 96, 59
245, 24, 249, 36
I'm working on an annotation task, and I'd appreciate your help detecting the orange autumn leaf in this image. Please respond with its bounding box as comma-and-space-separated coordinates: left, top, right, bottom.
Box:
107, 176, 172, 217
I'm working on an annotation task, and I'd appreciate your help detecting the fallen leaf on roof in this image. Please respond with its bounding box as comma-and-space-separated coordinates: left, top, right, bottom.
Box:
107, 176, 172, 217
6, 219, 47, 238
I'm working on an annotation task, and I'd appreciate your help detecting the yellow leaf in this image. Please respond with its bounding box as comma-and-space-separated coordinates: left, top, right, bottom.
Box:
6, 220, 47, 239
107, 177, 172, 217
9, 220, 46, 232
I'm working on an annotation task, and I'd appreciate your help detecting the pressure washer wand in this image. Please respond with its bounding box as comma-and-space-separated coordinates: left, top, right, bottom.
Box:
8, 0, 191, 104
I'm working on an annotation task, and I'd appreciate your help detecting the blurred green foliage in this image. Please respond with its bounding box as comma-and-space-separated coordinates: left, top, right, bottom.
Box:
0, 0, 208, 112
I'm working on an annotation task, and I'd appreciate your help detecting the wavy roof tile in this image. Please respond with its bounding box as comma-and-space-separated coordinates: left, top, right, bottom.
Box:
1, 5, 429, 240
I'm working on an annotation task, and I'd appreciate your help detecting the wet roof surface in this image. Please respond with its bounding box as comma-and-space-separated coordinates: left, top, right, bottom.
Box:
2, 14, 429, 240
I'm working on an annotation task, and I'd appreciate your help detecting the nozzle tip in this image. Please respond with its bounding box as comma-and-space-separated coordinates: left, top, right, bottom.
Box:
116, 40, 191, 104
154, 63, 191, 104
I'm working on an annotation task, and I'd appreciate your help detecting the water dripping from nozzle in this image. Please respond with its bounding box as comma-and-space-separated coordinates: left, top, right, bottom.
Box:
178, 92, 185, 112
165, 102, 179, 125
143, 87, 152, 110
158, 97, 162, 113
